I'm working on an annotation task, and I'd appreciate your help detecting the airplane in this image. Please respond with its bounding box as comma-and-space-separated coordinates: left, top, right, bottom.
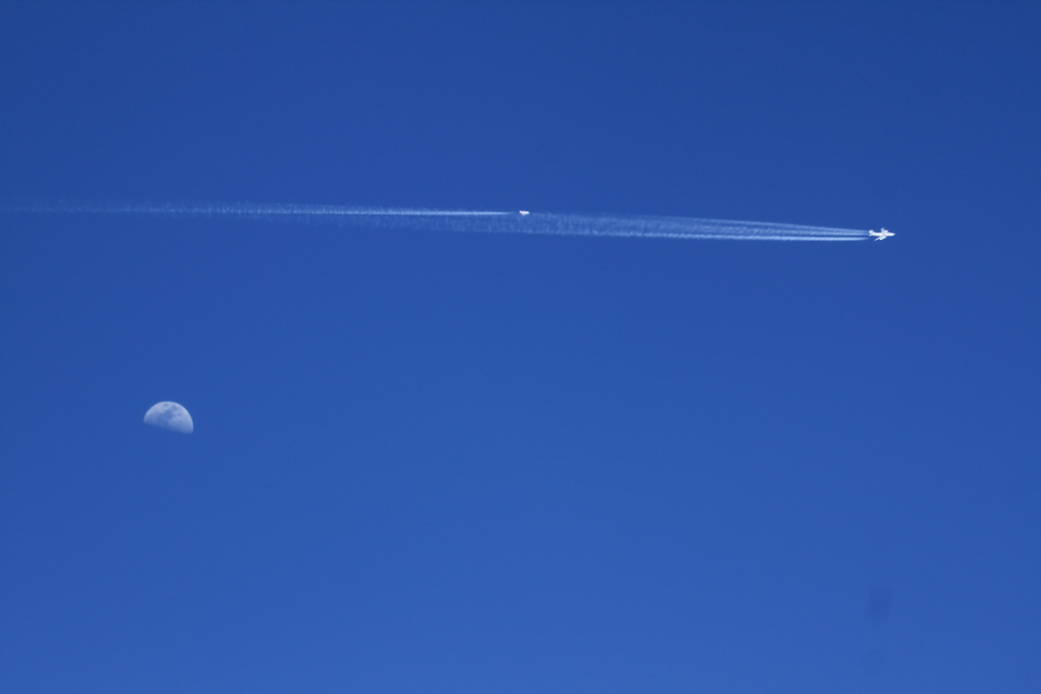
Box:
868, 227, 894, 241
518, 210, 531, 216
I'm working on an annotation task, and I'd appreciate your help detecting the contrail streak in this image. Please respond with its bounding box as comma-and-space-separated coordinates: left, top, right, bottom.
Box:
3, 201, 871, 242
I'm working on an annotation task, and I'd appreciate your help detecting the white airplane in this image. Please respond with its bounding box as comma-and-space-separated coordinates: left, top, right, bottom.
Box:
868, 227, 894, 241
518, 210, 531, 216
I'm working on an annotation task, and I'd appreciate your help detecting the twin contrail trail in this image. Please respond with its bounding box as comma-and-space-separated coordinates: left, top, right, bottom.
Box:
4, 202, 872, 242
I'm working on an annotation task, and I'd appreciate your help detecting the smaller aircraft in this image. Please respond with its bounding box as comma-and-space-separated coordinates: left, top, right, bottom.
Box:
868, 228, 894, 241
518, 210, 531, 216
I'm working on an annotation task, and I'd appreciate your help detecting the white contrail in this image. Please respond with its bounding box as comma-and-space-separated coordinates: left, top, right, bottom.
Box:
3, 201, 871, 242
13, 201, 512, 218
524, 214, 867, 241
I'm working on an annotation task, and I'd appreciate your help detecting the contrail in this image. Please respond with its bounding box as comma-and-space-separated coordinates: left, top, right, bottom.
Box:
3, 201, 871, 242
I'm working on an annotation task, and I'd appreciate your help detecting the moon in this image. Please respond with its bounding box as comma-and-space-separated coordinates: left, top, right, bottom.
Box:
143, 401, 194, 434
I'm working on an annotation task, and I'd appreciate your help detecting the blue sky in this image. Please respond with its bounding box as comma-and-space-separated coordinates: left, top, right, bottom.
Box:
2, 2, 1039, 692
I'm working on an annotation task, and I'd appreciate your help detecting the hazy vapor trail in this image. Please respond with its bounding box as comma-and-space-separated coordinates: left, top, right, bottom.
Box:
4, 202, 870, 242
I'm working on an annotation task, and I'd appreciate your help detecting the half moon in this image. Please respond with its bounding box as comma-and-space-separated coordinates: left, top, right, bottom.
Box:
143, 401, 194, 434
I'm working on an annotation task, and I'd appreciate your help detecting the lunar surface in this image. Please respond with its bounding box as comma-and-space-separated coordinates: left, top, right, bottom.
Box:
143, 401, 194, 434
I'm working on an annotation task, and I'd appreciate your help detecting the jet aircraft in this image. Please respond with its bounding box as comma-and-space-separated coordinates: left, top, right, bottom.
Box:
868, 228, 894, 241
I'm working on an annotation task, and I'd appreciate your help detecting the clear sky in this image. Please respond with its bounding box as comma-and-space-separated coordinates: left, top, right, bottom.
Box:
2, 2, 1039, 692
